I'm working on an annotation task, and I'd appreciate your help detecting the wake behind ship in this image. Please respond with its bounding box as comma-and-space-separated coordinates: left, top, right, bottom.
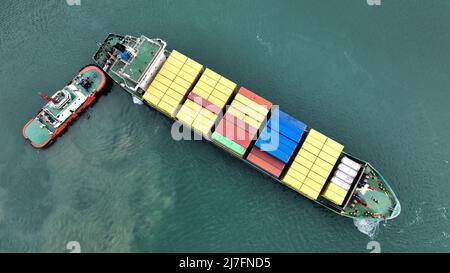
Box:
22, 65, 107, 148
91, 33, 401, 221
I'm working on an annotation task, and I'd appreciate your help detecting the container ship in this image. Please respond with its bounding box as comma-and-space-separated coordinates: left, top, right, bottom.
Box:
22, 65, 107, 148
93, 34, 400, 221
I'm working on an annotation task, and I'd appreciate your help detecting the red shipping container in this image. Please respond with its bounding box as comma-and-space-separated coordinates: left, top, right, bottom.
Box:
188, 92, 222, 115
249, 146, 286, 171
224, 112, 258, 136
238, 87, 273, 109
215, 119, 253, 148
247, 152, 284, 177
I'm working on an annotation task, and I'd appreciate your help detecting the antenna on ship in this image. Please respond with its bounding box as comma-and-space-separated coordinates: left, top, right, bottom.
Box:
38, 92, 58, 103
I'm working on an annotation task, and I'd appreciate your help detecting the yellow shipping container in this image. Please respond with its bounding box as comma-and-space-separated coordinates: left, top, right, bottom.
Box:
219, 76, 237, 90
203, 68, 221, 81
177, 112, 196, 126
170, 50, 188, 63
166, 57, 184, 70
307, 171, 327, 186
211, 90, 229, 103
207, 94, 226, 108
158, 67, 177, 81
318, 150, 338, 165
196, 81, 214, 94
199, 74, 217, 88
165, 89, 184, 102
323, 190, 345, 205
234, 93, 268, 116
283, 175, 303, 190
308, 129, 327, 143
215, 83, 234, 97
177, 107, 196, 122
305, 136, 325, 150
143, 93, 160, 107
243, 115, 261, 131
282, 129, 345, 201
185, 58, 203, 71
143, 49, 204, 117
160, 94, 179, 108
321, 145, 342, 158
157, 100, 177, 116
286, 167, 306, 183
231, 100, 266, 122
300, 184, 320, 200
189, 68, 236, 114
297, 148, 317, 162
327, 183, 348, 197
154, 74, 172, 87
303, 177, 323, 192
163, 62, 181, 75
311, 164, 331, 179
296, 156, 314, 169
315, 158, 334, 173
227, 106, 246, 120
301, 142, 321, 157
199, 108, 216, 121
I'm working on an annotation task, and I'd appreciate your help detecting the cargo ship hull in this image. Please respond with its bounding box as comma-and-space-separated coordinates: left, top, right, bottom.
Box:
22, 65, 107, 148
93, 34, 400, 221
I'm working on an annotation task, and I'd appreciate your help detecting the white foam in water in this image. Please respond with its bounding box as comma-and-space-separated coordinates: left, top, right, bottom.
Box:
132, 96, 143, 105
353, 219, 380, 239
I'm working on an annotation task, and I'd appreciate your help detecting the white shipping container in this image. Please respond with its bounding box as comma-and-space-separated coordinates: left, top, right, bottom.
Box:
338, 163, 358, 177
335, 170, 354, 184
342, 157, 362, 171
331, 176, 351, 190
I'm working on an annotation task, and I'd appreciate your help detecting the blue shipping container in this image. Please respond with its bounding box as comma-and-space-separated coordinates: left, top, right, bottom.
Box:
256, 127, 297, 163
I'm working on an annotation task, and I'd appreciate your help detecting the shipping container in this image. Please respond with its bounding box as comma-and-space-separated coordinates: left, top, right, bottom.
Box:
342, 156, 362, 171
211, 132, 246, 156
255, 125, 298, 163
190, 68, 236, 111
215, 119, 253, 148
322, 187, 346, 206
224, 113, 258, 136
269, 109, 307, 132
335, 170, 355, 184
187, 92, 222, 115
265, 108, 307, 145
238, 87, 272, 109
337, 163, 358, 178
246, 146, 285, 178
281, 129, 344, 200
331, 176, 351, 190
143, 50, 203, 117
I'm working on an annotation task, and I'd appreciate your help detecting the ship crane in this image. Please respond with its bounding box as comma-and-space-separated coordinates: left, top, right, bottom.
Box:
38, 92, 58, 103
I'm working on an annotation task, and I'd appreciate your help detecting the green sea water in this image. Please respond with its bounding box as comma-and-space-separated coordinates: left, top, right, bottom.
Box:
1, 0, 449, 252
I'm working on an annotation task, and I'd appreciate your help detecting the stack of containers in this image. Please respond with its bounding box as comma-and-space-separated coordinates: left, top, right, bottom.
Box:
176, 68, 237, 137
246, 109, 307, 177
322, 156, 362, 206
212, 87, 272, 157
282, 129, 344, 200
143, 50, 203, 117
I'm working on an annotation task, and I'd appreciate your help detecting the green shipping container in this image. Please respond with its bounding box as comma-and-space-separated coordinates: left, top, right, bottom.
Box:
211, 132, 246, 155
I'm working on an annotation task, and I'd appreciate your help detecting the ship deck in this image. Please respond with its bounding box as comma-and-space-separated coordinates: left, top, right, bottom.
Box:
45, 69, 102, 118
343, 165, 396, 219
121, 39, 161, 82
103, 35, 163, 96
